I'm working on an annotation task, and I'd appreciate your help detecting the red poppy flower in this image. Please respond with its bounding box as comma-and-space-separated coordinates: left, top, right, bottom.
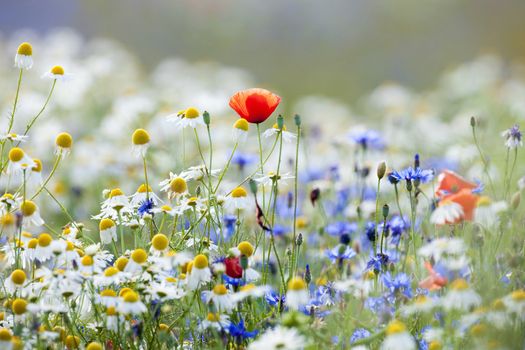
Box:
229, 88, 281, 124
447, 188, 478, 221
419, 262, 447, 290
224, 256, 243, 279
435, 170, 477, 199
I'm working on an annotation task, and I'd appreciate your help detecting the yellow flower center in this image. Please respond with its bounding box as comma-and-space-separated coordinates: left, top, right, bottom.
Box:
131, 249, 148, 264
27, 238, 38, 249
11, 269, 26, 285
233, 118, 249, 131
193, 254, 208, 269
288, 277, 306, 291
65, 335, 80, 349
158, 324, 169, 333
137, 184, 152, 193
99, 218, 115, 231
55, 132, 73, 148
104, 267, 119, 277
185, 107, 200, 119
32, 159, 42, 172
132, 129, 150, 145
8, 148, 24, 162
161, 205, 172, 212
21, 200, 37, 217
38, 233, 52, 247
470, 323, 488, 337
231, 187, 248, 198
492, 299, 505, 311
123, 291, 139, 303
106, 306, 117, 316
237, 241, 254, 257
109, 188, 124, 198
115, 257, 128, 271
119, 287, 133, 297
386, 320, 406, 335
415, 295, 428, 304
50, 65, 64, 75
206, 312, 220, 322
100, 289, 117, 297
12, 298, 27, 315
81, 255, 94, 266
450, 278, 469, 291
511, 289, 525, 301
476, 196, 492, 207
0, 328, 12, 341
428, 341, 442, 350
17, 42, 33, 56
86, 342, 103, 350
213, 284, 228, 295
296, 217, 308, 228
151, 233, 169, 251
240, 284, 255, 292
170, 177, 187, 193
0, 214, 15, 226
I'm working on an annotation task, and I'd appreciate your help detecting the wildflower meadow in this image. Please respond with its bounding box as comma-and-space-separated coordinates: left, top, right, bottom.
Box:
0, 31, 524, 350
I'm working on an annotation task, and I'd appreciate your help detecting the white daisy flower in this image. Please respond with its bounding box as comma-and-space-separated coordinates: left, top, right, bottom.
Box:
248, 326, 307, 350
202, 284, 235, 312
118, 291, 147, 315
0, 133, 29, 143
224, 186, 251, 211
42, 65, 71, 81
430, 200, 464, 225
166, 107, 205, 130
198, 313, 231, 332
442, 279, 481, 311
6, 147, 35, 177
131, 128, 151, 157
14, 42, 33, 70
99, 218, 117, 245
187, 254, 212, 290
285, 277, 309, 310
380, 320, 416, 350
263, 123, 296, 143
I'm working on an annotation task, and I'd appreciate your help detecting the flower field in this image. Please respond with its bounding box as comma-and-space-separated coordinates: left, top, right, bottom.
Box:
0, 30, 524, 349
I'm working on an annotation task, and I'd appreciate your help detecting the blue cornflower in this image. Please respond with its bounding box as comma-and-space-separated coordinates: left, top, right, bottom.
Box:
137, 198, 155, 217
223, 274, 245, 287
271, 224, 290, 237
382, 272, 412, 302
501, 124, 522, 149
348, 128, 385, 150
265, 291, 285, 308
222, 215, 237, 241
325, 244, 356, 263
388, 166, 434, 185
231, 152, 258, 170
325, 221, 357, 236
365, 222, 376, 242
228, 319, 258, 342
366, 253, 389, 272
350, 328, 371, 344
388, 215, 409, 245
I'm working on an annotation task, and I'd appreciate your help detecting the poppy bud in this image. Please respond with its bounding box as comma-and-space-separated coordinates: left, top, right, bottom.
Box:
382, 204, 389, 219
294, 114, 301, 127
470, 116, 476, 127
203, 111, 210, 125
377, 161, 386, 180
249, 179, 257, 195
277, 115, 284, 130
240, 255, 249, 270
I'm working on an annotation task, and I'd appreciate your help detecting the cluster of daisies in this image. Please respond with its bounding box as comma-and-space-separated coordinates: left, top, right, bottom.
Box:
0, 37, 524, 350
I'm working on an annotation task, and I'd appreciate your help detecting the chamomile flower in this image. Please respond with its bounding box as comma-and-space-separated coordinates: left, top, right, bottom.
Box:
124, 249, 149, 274
6, 147, 35, 176
380, 320, 416, 350
501, 289, 525, 319
181, 165, 221, 182
202, 284, 235, 312
98, 218, 117, 245
233, 118, 249, 142
430, 200, 464, 225
27, 159, 43, 187
401, 295, 436, 316
93, 188, 132, 219
255, 171, 295, 187
0, 213, 17, 239
442, 279, 481, 311
159, 173, 189, 199
232, 284, 271, 303
248, 326, 307, 350
187, 254, 212, 290
129, 184, 161, 206
95, 267, 126, 288
167, 107, 205, 130
225, 187, 251, 211
42, 65, 70, 81
199, 313, 231, 332
0, 133, 28, 143
150, 233, 169, 256
95, 289, 119, 307
131, 128, 151, 157
4, 269, 26, 294
14, 42, 33, 70
20, 201, 44, 228
263, 123, 296, 143
118, 290, 147, 315
286, 277, 309, 310
55, 132, 73, 158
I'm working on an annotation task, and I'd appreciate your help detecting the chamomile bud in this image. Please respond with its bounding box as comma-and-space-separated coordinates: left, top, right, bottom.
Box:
132, 129, 150, 157
15, 42, 33, 70
55, 132, 73, 157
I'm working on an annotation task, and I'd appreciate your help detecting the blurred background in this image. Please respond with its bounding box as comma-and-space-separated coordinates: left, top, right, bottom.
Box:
2, 0, 525, 103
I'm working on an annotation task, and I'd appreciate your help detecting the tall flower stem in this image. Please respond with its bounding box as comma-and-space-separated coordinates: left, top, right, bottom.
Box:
290, 121, 301, 279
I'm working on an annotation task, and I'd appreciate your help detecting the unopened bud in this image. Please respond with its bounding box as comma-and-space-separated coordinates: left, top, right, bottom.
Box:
382, 204, 389, 219
305, 264, 311, 284
249, 179, 257, 195
294, 114, 302, 127
406, 180, 413, 192
377, 161, 386, 180
511, 191, 521, 210
470, 116, 476, 127
240, 255, 249, 270
277, 115, 284, 130
286, 247, 292, 257
203, 111, 210, 125
296, 233, 303, 247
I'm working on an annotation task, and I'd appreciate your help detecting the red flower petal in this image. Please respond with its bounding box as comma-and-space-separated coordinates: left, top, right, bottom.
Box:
229, 88, 281, 124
